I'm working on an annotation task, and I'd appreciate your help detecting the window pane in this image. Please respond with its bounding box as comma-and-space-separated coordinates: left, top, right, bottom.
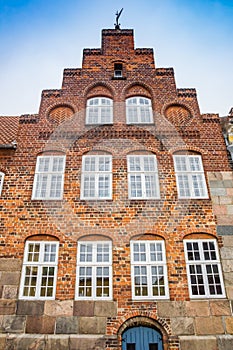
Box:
134, 265, 148, 296
189, 157, 202, 171
80, 244, 93, 262
133, 243, 146, 262
78, 266, 92, 297
38, 157, 50, 172
151, 266, 165, 296
177, 175, 190, 197
130, 175, 142, 197
40, 266, 55, 297
98, 175, 110, 197
150, 243, 163, 261
145, 175, 157, 197
50, 175, 62, 198
23, 266, 38, 297
96, 267, 110, 297
27, 243, 40, 262
97, 244, 110, 262
44, 244, 57, 262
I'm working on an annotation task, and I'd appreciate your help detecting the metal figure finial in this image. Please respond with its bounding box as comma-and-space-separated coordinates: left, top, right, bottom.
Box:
115, 8, 123, 29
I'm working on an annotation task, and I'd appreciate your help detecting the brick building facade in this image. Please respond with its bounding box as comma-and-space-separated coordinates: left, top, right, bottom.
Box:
1, 27, 233, 349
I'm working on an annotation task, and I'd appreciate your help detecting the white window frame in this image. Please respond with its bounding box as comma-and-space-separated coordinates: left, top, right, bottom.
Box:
81, 155, 112, 200
127, 155, 160, 199
19, 240, 59, 300
76, 241, 112, 300
131, 240, 169, 300
32, 155, 66, 200
0, 172, 5, 196
173, 155, 208, 199
126, 96, 153, 124
184, 239, 225, 298
86, 97, 113, 125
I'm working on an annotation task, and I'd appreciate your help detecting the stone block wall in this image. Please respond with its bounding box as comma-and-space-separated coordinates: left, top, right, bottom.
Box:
208, 171, 233, 299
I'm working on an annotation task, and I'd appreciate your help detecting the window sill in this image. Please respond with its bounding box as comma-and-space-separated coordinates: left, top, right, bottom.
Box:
177, 197, 209, 200
132, 297, 170, 301
85, 122, 113, 126
111, 76, 126, 80
126, 122, 154, 125
31, 198, 63, 201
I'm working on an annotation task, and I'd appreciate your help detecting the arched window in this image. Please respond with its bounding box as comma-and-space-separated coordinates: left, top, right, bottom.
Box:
184, 238, 225, 298
173, 153, 208, 199
81, 154, 112, 200
76, 240, 112, 300
86, 97, 113, 124
126, 97, 153, 124
32, 154, 66, 200
0, 172, 5, 196
131, 239, 169, 299
127, 154, 160, 199
19, 238, 59, 299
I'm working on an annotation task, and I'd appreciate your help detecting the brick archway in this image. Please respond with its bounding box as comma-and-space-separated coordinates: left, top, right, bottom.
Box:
118, 316, 169, 350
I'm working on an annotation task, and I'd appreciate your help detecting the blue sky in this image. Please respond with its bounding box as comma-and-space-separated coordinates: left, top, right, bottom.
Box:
0, 0, 232, 116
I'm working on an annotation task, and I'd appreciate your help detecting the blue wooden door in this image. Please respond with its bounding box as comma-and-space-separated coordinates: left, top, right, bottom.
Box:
122, 326, 163, 350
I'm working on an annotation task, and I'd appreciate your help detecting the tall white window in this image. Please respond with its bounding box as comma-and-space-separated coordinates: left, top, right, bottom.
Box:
131, 240, 169, 299
127, 155, 160, 199
19, 241, 59, 299
86, 97, 113, 124
0, 172, 5, 196
32, 155, 66, 200
126, 97, 153, 124
184, 239, 225, 298
76, 241, 112, 300
81, 155, 112, 199
173, 155, 208, 199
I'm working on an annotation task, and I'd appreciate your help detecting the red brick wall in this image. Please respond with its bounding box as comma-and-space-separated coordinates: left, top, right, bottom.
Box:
0, 28, 232, 349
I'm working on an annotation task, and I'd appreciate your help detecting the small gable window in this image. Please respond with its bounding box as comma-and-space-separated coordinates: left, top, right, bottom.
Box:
114, 63, 123, 78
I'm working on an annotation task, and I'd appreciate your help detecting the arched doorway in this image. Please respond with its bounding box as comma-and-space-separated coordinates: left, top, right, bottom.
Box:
122, 326, 163, 350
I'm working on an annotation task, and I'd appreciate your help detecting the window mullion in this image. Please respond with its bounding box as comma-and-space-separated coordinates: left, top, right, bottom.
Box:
140, 174, 145, 198
147, 264, 152, 298
95, 173, 99, 198
201, 263, 209, 297
92, 266, 96, 298
36, 265, 43, 299
188, 173, 194, 198
46, 174, 52, 199
98, 102, 101, 123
